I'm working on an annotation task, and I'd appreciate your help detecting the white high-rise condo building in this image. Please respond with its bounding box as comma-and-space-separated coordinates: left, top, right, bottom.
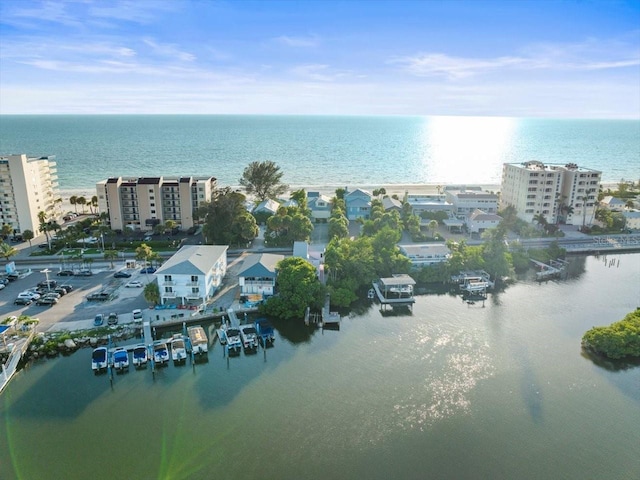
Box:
96, 176, 216, 232
500, 161, 601, 226
0, 154, 62, 236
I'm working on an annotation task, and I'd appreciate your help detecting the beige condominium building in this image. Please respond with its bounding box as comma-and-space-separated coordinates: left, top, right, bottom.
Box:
96, 176, 216, 232
0, 154, 62, 236
500, 161, 601, 226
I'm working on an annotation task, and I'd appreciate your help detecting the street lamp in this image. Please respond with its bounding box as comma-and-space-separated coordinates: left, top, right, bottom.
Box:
41, 268, 51, 288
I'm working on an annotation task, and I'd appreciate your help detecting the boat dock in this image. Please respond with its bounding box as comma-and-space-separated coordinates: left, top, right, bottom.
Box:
531, 258, 568, 280
372, 274, 416, 310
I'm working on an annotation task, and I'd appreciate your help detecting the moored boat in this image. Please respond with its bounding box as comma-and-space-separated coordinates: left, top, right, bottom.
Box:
153, 340, 169, 365
170, 335, 187, 364
112, 347, 129, 371
188, 325, 208, 355
91, 346, 108, 372
254, 317, 275, 346
225, 328, 242, 355
132, 344, 148, 368
239, 325, 259, 351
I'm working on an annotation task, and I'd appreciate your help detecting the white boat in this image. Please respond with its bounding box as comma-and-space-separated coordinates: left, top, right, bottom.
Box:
367, 288, 375, 299
389, 285, 413, 295
91, 346, 108, 371
112, 347, 129, 371
132, 344, 148, 367
170, 335, 187, 364
188, 325, 208, 355
239, 325, 259, 351
216, 320, 228, 345
225, 327, 242, 355
153, 340, 170, 365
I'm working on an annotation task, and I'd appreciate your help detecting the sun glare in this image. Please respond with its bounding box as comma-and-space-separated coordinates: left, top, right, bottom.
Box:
420, 116, 516, 185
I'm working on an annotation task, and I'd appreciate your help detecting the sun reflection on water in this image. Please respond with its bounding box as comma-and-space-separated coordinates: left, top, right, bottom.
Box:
420, 116, 517, 185
393, 323, 494, 431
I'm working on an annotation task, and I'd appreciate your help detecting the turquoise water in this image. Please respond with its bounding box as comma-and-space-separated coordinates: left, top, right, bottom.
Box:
1, 254, 639, 479
1, 115, 638, 189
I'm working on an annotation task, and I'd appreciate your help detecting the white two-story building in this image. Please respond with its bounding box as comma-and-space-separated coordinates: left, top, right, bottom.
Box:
154, 245, 228, 306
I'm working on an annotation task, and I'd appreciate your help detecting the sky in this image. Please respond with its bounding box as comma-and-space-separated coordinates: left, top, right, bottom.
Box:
0, 0, 639, 118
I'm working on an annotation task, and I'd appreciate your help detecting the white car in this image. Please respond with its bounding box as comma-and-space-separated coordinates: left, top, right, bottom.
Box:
18, 291, 41, 300
125, 281, 143, 288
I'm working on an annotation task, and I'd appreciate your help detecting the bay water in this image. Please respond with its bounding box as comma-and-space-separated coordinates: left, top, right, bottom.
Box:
1, 253, 639, 480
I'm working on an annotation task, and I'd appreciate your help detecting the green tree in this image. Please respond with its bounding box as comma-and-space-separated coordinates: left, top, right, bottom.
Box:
582, 309, 640, 359
198, 187, 258, 246
1, 224, 13, 239
144, 282, 161, 306
104, 249, 118, 268
90, 195, 98, 214
481, 225, 513, 281
0, 242, 18, 262
69, 195, 78, 214
239, 160, 288, 201
37, 211, 52, 248
164, 219, 177, 235
262, 257, 325, 320
428, 219, 439, 238
136, 243, 153, 265
22, 229, 34, 248
76, 196, 87, 214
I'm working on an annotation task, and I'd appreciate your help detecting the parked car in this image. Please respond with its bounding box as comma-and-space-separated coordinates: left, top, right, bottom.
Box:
7, 273, 19, 281
36, 296, 58, 306
18, 291, 40, 300
43, 292, 61, 299
54, 287, 68, 296
38, 280, 57, 289
0, 278, 10, 285
94, 314, 104, 326
107, 312, 118, 325
125, 281, 143, 288
114, 271, 132, 278
76, 270, 93, 276
132, 309, 143, 322
140, 267, 156, 274
0, 283, 5, 291
14, 297, 32, 306
56, 270, 74, 277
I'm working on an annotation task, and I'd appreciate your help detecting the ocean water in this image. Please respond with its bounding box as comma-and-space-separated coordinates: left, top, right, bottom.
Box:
1, 115, 638, 191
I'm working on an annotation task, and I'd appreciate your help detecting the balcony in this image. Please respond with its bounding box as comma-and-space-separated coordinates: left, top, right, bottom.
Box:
161, 280, 175, 286
162, 292, 177, 298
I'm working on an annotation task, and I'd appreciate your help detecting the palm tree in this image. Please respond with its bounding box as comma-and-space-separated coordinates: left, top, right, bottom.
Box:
532, 213, 547, 229
165, 220, 177, 236
90, 195, 98, 215
22, 229, 34, 248
0, 242, 18, 262
69, 196, 78, 214
37, 211, 51, 248
1, 224, 13, 239
104, 250, 118, 268
76, 196, 87, 214
428, 219, 438, 238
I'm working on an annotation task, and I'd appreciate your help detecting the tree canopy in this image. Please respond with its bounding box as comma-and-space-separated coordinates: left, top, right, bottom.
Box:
197, 187, 258, 246
239, 160, 288, 201
582, 309, 640, 359
262, 257, 325, 320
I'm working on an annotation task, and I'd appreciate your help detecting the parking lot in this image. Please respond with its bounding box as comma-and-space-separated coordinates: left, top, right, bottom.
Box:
0, 265, 151, 332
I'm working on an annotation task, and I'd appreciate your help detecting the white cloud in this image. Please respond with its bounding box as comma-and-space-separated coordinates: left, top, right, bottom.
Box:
290, 64, 349, 82
142, 38, 196, 62
396, 37, 640, 80
274, 35, 320, 48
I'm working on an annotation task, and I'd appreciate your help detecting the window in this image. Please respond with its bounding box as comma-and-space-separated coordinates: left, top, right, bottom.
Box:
191, 288, 199, 294
191, 275, 198, 282
150, 210, 156, 214
164, 275, 172, 282
165, 287, 173, 293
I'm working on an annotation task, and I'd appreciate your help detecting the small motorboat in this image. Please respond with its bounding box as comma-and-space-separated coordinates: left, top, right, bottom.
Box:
112, 347, 129, 371
91, 346, 108, 372
188, 326, 208, 355
153, 340, 169, 365
132, 344, 148, 368
170, 335, 187, 364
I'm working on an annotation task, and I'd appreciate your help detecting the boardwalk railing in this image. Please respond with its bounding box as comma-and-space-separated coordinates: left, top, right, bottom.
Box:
1, 328, 36, 395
